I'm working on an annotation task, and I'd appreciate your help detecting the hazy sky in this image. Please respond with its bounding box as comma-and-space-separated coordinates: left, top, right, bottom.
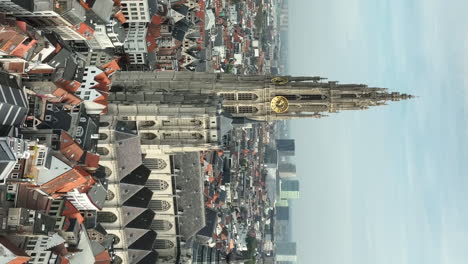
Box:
289, 0, 468, 263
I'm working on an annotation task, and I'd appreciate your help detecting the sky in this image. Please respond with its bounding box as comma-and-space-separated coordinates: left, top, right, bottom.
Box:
288, 0, 468, 263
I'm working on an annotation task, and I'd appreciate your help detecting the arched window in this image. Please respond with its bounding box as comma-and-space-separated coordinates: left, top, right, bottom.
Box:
149, 200, 171, 211
238, 106, 258, 114
143, 159, 167, 170
154, 239, 175, 249
99, 122, 110, 127
220, 93, 235, 100
104, 166, 112, 177
99, 133, 108, 140
113, 256, 123, 264
140, 133, 157, 140
105, 190, 115, 201
97, 147, 109, 156
146, 179, 169, 191
97, 212, 117, 223
151, 220, 173, 231
224, 106, 236, 113
237, 93, 258, 101
139, 120, 155, 128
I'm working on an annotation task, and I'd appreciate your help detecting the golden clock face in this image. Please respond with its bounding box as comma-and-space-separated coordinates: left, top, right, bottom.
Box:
271, 96, 289, 113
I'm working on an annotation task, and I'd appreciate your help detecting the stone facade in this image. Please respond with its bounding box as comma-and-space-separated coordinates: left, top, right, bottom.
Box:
111, 71, 413, 122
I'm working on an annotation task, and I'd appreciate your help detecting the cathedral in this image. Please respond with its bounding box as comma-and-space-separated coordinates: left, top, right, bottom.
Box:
110, 71, 413, 122
98, 72, 412, 263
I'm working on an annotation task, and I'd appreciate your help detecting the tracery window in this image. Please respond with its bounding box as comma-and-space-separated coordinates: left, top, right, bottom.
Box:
151, 220, 173, 231
99, 133, 108, 140
154, 239, 175, 249
238, 106, 258, 114
97, 147, 109, 156
237, 93, 258, 100
97, 212, 117, 223
105, 190, 115, 201
220, 93, 235, 100
141, 133, 157, 140
149, 200, 171, 211
224, 106, 236, 113
146, 179, 169, 191
143, 158, 167, 170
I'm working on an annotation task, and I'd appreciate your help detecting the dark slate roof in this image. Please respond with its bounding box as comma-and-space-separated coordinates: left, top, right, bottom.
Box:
37, 103, 72, 130
15, 184, 51, 211
217, 114, 233, 137
124, 228, 156, 250
218, 190, 227, 203
172, 18, 191, 42
115, 120, 137, 136
90, 240, 106, 257
196, 208, 218, 242
172, 4, 189, 16
127, 249, 158, 264
122, 187, 153, 208
87, 183, 107, 210
147, 0, 158, 16
0, 72, 29, 127
90, 0, 114, 24
83, 211, 97, 229
111, 20, 126, 43
74, 109, 98, 150
120, 183, 148, 205
57, 0, 86, 25
33, 211, 56, 235
12, 0, 53, 12
120, 165, 151, 185
173, 152, 205, 240
122, 207, 155, 229
114, 122, 142, 180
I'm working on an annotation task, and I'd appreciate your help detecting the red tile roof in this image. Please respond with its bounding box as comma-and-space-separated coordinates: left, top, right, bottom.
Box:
102, 59, 120, 76
62, 201, 84, 224
11, 39, 37, 58
72, 22, 94, 40
92, 72, 111, 91
78, 0, 91, 10
0, 236, 30, 264
54, 79, 82, 93
39, 166, 90, 195
60, 131, 85, 162
84, 152, 100, 171
15, 21, 28, 34
94, 251, 111, 264
52, 88, 82, 106
114, 10, 126, 24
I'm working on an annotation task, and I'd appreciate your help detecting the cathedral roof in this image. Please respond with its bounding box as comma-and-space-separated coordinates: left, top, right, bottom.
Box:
114, 122, 142, 180
119, 183, 153, 208
122, 207, 155, 229
196, 208, 218, 242
217, 114, 233, 137
124, 228, 157, 250
126, 249, 158, 264
173, 152, 206, 240
120, 165, 151, 185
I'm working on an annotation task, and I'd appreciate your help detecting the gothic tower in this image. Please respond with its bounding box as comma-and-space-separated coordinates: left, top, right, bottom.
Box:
110, 71, 413, 122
